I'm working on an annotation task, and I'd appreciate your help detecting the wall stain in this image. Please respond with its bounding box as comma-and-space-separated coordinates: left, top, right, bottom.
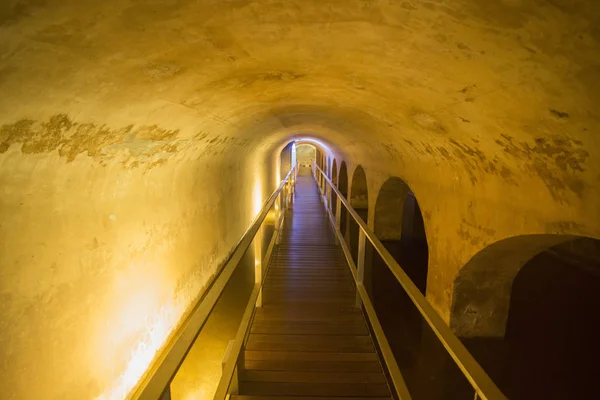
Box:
446, 138, 516, 185
545, 220, 587, 234
549, 108, 569, 119
457, 219, 496, 247
0, 114, 181, 167
411, 112, 446, 134
495, 134, 589, 202
379, 142, 401, 160
457, 225, 482, 246
144, 62, 182, 82
210, 70, 306, 90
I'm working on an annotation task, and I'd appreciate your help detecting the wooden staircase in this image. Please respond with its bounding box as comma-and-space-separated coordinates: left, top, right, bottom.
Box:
231, 167, 391, 400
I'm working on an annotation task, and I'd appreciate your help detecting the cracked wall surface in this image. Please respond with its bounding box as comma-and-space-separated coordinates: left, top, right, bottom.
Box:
1, 0, 600, 399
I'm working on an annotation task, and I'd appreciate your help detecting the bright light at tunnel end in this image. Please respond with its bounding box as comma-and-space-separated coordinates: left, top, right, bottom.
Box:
293, 137, 332, 154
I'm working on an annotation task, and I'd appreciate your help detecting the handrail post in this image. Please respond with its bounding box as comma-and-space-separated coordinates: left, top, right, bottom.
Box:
222, 340, 239, 395
335, 196, 342, 245
355, 229, 366, 307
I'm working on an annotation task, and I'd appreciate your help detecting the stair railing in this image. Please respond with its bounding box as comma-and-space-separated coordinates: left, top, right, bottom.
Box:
130, 165, 298, 400
311, 163, 506, 400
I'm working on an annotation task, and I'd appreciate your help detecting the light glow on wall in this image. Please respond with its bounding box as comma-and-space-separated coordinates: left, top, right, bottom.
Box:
275, 156, 281, 188
252, 177, 263, 216
94, 261, 181, 400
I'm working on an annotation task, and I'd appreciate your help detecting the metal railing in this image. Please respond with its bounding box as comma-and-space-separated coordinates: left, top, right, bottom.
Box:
129, 165, 298, 400
312, 163, 506, 400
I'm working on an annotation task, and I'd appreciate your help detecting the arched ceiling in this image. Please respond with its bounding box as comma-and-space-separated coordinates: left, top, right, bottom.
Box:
1, 0, 599, 212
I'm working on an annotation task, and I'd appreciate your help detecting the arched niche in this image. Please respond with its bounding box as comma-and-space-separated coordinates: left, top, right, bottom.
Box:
338, 161, 349, 236
349, 166, 368, 263
366, 176, 430, 376
373, 177, 429, 294
451, 234, 574, 338
279, 142, 294, 179
451, 234, 600, 399
331, 159, 337, 213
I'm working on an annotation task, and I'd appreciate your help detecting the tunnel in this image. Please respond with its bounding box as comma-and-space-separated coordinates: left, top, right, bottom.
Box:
1, 1, 599, 399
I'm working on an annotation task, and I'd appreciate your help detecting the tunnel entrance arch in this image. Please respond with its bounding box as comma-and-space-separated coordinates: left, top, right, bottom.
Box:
338, 161, 349, 237
348, 166, 368, 264
452, 235, 600, 399
296, 143, 316, 168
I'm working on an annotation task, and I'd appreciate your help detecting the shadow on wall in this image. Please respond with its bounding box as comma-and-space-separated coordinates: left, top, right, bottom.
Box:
453, 235, 600, 399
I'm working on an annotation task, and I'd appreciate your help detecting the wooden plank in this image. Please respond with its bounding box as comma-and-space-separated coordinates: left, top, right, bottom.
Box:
232, 396, 391, 400
263, 281, 354, 289
244, 359, 382, 372
262, 297, 355, 306
263, 279, 353, 287
243, 370, 387, 384
246, 334, 374, 353
239, 382, 390, 397
250, 320, 368, 335
262, 289, 355, 298
253, 307, 361, 317
268, 271, 349, 276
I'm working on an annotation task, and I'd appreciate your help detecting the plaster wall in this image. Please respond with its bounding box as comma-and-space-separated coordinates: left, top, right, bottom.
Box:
0, 116, 276, 400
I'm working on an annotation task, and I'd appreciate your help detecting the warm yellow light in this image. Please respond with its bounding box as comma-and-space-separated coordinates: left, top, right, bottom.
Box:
275, 157, 281, 189
94, 261, 180, 400
252, 178, 262, 216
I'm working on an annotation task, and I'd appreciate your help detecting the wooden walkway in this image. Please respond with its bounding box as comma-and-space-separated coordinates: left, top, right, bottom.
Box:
232, 167, 391, 400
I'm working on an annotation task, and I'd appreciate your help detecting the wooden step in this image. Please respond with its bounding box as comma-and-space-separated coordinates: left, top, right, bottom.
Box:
246, 334, 374, 352
232, 396, 391, 400
244, 350, 379, 362
242, 370, 387, 384
250, 320, 368, 335
244, 358, 382, 372
239, 381, 390, 397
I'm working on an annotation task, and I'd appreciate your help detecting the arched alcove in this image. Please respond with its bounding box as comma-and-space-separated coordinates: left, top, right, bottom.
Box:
296, 143, 316, 168
372, 177, 429, 294
364, 177, 430, 388
338, 161, 348, 236
452, 235, 600, 399
331, 159, 338, 213
279, 142, 294, 179
349, 166, 368, 263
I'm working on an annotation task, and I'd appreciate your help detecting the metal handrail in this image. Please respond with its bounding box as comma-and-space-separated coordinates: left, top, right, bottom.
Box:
334, 222, 412, 400
312, 163, 506, 400
130, 165, 297, 400
213, 184, 290, 399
